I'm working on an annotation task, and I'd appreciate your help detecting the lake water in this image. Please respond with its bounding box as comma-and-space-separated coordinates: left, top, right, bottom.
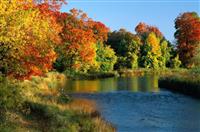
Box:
65, 75, 200, 132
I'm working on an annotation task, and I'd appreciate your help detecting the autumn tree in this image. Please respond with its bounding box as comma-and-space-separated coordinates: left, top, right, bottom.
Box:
54, 9, 109, 72
175, 12, 200, 68
0, 0, 62, 79
135, 22, 173, 68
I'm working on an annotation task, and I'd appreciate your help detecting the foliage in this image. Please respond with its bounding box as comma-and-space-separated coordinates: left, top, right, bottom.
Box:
146, 32, 161, 56
0, 0, 191, 78
106, 24, 173, 70
175, 12, 200, 68
134, 22, 174, 69
127, 52, 138, 69
190, 46, 200, 68
96, 43, 117, 72
106, 29, 141, 69
135, 22, 163, 39
114, 56, 128, 69
54, 9, 109, 73
139, 32, 161, 69
159, 40, 172, 67
0, 0, 60, 79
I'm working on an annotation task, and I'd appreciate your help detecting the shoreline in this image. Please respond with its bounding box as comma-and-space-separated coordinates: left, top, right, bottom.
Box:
67, 69, 200, 99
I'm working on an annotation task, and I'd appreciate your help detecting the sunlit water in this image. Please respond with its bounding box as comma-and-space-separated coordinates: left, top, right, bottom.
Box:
65, 75, 200, 132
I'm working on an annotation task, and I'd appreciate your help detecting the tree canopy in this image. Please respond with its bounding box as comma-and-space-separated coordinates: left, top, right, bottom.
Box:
0, 0, 199, 79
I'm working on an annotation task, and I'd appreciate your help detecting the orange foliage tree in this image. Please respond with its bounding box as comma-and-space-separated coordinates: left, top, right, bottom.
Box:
54, 9, 109, 72
175, 12, 200, 68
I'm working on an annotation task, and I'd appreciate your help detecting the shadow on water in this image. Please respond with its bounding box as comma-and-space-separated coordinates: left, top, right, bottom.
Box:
65, 75, 200, 132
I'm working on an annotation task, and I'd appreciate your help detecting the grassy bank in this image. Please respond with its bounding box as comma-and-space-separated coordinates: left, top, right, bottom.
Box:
65, 71, 119, 80
118, 68, 188, 77
159, 69, 200, 98
0, 72, 115, 132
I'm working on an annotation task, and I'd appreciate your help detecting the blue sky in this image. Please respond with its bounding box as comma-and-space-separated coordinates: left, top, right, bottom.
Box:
61, 0, 200, 42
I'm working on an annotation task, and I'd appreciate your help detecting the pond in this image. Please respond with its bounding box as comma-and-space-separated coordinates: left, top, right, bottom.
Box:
65, 75, 200, 132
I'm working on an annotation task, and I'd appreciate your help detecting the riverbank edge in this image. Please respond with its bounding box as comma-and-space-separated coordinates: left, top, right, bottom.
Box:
0, 72, 115, 131
159, 77, 200, 99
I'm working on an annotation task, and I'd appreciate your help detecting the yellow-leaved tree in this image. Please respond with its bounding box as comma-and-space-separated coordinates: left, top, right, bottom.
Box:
146, 32, 161, 56
0, 0, 60, 79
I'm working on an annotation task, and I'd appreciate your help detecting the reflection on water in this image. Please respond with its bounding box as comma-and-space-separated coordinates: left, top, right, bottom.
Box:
65, 75, 159, 93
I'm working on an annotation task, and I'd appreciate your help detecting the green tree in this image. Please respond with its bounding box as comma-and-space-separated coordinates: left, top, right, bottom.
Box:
106, 29, 141, 69
96, 43, 117, 72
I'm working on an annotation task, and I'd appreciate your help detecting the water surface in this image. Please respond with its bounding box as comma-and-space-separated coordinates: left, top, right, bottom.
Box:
65, 75, 200, 132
